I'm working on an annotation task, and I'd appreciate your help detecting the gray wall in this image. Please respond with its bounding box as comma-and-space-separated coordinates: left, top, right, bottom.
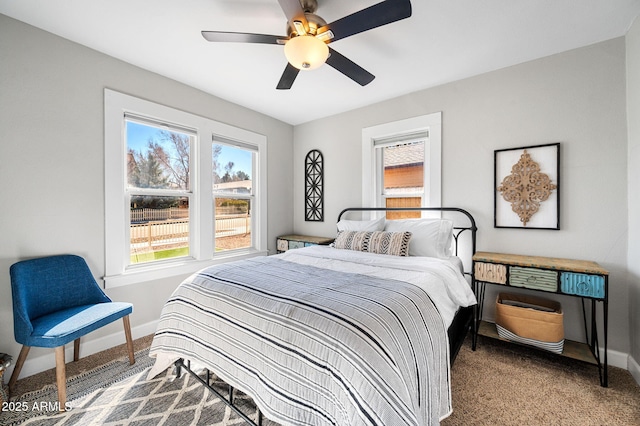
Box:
293, 38, 631, 359
0, 14, 294, 375
1, 11, 637, 378
627, 16, 640, 378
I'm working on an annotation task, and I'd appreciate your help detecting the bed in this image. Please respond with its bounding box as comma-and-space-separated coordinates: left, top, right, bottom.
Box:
149, 207, 477, 426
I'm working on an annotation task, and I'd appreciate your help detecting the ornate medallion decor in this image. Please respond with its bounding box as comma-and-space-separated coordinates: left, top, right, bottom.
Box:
494, 143, 560, 229
498, 150, 557, 226
305, 149, 324, 222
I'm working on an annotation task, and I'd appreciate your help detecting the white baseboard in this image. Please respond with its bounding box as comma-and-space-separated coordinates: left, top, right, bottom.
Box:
602, 347, 628, 370
5, 320, 158, 382
629, 354, 640, 387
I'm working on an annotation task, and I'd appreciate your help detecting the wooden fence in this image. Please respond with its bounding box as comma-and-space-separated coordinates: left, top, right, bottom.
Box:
131, 207, 188, 223
130, 214, 250, 251
130, 218, 189, 247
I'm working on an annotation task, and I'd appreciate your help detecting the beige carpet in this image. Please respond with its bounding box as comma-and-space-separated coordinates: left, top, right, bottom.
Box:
7, 334, 640, 425
443, 336, 640, 426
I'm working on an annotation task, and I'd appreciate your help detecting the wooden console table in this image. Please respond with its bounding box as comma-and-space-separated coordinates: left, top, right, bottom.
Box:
472, 251, 609, 387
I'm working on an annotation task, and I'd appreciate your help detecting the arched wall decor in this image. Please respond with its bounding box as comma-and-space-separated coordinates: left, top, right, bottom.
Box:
305, 149, 324, 222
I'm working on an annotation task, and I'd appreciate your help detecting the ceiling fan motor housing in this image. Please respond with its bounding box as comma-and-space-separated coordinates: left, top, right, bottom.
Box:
286, 13, 327, 38
300, 0, 318, 14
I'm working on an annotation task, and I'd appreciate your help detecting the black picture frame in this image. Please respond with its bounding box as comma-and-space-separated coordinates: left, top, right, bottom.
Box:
494, 143, 560, 230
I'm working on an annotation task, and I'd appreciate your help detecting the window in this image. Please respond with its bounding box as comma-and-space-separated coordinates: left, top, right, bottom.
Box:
362, 113, 441, 218
105, 89, 267, 287
126, 116, 193, 264
212, 139, 255, 252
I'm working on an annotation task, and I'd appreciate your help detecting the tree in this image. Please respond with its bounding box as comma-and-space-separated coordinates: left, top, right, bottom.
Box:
150, 131, 190, 190
218, 160, 251, 183
222, 161, 235, 183
212, 144, 223, 184
236, 170, 250, 181
127, 147, 169, 189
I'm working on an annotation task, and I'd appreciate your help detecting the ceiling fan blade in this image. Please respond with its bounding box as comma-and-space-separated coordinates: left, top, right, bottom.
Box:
277, 0, 309, 34
276, 63, 300, 90
318, 0, 412, 43
325, 48, 375, 86
201, 31, 286, 45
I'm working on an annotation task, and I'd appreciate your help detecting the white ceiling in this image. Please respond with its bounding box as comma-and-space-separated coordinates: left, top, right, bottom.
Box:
2, 0, 640, 125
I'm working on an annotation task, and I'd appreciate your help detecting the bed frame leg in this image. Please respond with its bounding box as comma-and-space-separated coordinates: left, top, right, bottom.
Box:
174, 359, 183, 379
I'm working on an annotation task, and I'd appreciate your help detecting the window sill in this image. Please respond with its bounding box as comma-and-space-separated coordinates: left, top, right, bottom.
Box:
102, 249, 268, 289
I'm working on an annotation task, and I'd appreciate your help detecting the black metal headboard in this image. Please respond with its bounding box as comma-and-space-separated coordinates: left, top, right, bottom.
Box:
336, 207, 477, 277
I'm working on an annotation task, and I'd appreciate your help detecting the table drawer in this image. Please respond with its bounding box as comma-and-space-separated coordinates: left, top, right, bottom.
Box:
474, 262, 507, 284
509, 266, 558, 292
288, 241, 305, 249
560, 272, 605, 299
276, 238, 289, 252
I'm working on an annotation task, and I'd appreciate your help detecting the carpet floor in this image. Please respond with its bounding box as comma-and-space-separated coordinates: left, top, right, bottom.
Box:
443, 336, 640, 426
3, 334, 639, 425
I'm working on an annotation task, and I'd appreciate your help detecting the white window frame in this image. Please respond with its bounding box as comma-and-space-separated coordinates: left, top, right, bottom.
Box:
104, 89, 267, 288
362, 112, 442, 209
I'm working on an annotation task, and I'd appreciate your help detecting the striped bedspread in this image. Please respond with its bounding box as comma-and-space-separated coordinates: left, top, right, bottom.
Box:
150, 250, 462, 426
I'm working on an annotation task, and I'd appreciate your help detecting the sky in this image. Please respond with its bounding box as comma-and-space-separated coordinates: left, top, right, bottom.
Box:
126, 121, 252, 178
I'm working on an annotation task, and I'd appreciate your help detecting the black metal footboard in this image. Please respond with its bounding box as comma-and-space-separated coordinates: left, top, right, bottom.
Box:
173, 358, 264, 426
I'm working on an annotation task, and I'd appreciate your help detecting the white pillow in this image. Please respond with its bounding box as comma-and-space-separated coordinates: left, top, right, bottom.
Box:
384, 218, 453, 258
337, 216, 385, 232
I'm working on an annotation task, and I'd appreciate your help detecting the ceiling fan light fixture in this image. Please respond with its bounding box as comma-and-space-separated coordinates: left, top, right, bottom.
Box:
284, 35, 329, 70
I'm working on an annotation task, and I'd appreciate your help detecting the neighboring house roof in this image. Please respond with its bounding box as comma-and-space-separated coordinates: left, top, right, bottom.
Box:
213, 179, 252, 193
383, 143, 424, 168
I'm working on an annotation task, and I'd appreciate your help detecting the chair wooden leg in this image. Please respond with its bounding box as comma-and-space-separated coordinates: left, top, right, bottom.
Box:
123, 315, 135, 365
73, 338, 81, 362
54, 346, 67, 412
8, 345, 30, 392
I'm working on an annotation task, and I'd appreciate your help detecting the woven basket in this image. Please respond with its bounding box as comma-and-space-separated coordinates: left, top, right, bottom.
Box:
495, 292, 564, 353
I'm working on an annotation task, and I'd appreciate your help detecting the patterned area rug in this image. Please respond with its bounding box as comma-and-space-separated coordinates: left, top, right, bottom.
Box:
2, 349, 277, 426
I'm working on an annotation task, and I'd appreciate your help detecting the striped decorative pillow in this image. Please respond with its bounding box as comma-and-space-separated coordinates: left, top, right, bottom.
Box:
334, 231, 412, 256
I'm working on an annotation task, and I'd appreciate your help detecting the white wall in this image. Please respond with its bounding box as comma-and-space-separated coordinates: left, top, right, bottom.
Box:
293, 38, 630, 358
0, 15, 293, 377
626, 15, 640, 380
1, 10, 635, 379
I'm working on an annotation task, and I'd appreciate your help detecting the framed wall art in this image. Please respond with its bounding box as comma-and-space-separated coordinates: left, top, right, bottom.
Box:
305, 149, 324, 222
494, 143, 560, 230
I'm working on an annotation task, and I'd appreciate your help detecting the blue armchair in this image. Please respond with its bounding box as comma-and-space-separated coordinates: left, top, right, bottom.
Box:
8, 255, 134, 410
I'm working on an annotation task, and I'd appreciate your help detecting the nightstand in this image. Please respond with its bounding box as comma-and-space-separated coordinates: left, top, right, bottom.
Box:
276, 234, 334, 253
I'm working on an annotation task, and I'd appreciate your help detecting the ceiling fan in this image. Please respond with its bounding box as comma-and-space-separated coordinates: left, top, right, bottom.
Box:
201, 0, 412, 90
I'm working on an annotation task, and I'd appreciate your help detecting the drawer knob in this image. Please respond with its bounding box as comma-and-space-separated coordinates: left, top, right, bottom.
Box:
526, 276, 537, 284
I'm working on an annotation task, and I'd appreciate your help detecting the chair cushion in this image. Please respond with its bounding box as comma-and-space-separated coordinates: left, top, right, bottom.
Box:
26, 302, 133, 348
